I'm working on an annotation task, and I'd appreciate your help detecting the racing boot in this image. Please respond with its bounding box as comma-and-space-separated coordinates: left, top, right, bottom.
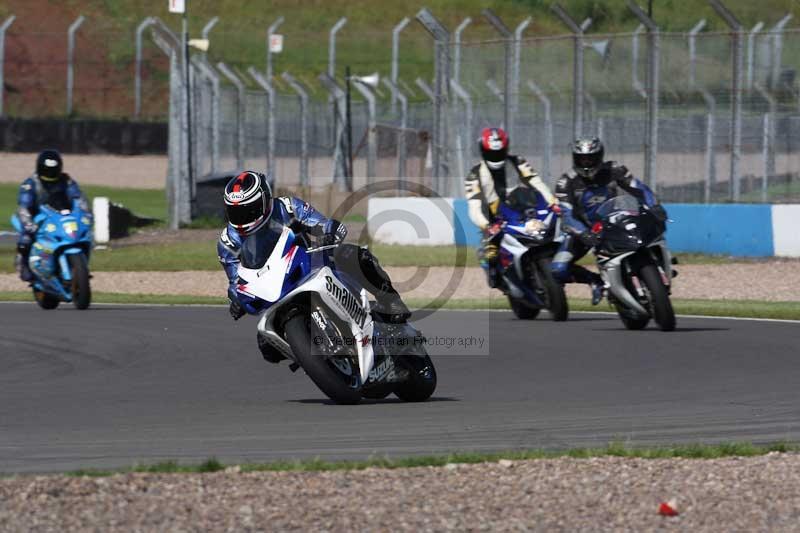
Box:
15, 244, 33, 282
590, 280, 605, 306
571, 265, 604, 305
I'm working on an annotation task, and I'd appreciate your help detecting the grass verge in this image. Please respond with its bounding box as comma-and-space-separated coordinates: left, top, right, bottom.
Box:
1, 292, 798, 320
0, 237, 776, 274
64, 441, 797, 477
0, 184, 167, 232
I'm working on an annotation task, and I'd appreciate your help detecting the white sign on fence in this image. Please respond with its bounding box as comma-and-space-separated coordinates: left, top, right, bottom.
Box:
168, 0, 185, 14
270, 34, 284, 53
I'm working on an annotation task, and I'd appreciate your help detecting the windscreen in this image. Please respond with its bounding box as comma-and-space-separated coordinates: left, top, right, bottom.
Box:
240, 219, 287, 270
595, 193, 641, 221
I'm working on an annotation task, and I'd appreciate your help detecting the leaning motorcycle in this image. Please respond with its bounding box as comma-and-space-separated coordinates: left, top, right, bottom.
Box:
493, 186, 568, 321
11, 204, 93, 310
234, 220, 436, 404
592, 194, 676, 331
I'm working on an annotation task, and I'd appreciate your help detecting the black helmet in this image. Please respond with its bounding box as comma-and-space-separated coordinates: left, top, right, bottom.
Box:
36, 149, 63, 182
479, 127, 509, 170
223, 171, 273, 235
572, 137, 604, 180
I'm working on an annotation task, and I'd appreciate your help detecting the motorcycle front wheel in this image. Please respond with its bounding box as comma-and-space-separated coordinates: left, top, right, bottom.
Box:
535, 257, 568, 322
68, 254, 91, 310
33, 289, 60, 310
284, 314, 362, 405
393, 349, 437, 402
639, 264, 676, 331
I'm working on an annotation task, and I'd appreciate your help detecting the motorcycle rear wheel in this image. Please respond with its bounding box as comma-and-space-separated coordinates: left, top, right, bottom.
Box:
284, 314, 362, 405
68, 254, 91, 310
639, 264, 676, 332
33, 289, 59, 310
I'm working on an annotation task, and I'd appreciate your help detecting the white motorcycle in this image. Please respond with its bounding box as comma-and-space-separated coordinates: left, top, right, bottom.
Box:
235, 220, 437, 404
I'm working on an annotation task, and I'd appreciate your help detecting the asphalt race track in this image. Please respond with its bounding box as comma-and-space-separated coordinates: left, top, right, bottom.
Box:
1, 302, 798, 473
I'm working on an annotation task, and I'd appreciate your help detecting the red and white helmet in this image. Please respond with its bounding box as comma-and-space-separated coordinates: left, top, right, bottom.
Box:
479, 127, 509, 170
223, 171, 273, 235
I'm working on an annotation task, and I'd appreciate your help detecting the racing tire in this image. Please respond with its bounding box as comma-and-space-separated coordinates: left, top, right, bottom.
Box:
393, 351, 437, 402
68, 254, 91, 310
614, 303, 650, 330
508, 296, 541, 320
536, 257, 568, 322
33, 289, 59, 310
361, 384, 394, 400
639, 264, 676, 332
284, 314, 362, 405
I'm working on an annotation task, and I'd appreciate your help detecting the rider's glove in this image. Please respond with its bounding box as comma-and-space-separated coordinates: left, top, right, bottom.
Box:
550, 203, 562, 216
322, 219, 347, 246
485, 221, 504, 238
23, 222, 38, 234
229, 298, 246, 320
649, 204, 668, 223
579, 230, 600, 248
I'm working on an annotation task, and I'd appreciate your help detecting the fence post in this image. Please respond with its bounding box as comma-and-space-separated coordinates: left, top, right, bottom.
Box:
700, 90, 717, 203
266, 16, 284, 81
628, 1, 659, 190
282, 72, 309, 187
193, 58, 221, 174
416, 8, 451, 192
482, 9, 513, 135
391, 17, 411, 114
382, 78, 408, 181
415, 78, 435, 102
746, 22, 764, 90
134, 17, 157, 118
328, 17, 347, 79
513, 18, 532, 136
552, 4, 587, 139
709, 0, 744, 201
754, 82, 777, 202
486, 78, 504, 102
248, 67, 276, 177
0, 15, 16, 117
453, 17, 471, 85
217, 62, 246, 171
526, 80, 553, 184
319, 73, 348, 186
450, 79, 472, 181
66, 15, 85, 116
688, 19, 706, 89
150, 20, 188, 228
352, 78, 377, 183
770, 14, 793, 90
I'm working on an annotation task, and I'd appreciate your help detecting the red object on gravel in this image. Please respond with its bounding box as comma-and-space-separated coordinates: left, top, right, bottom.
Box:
658, 501, 679, 516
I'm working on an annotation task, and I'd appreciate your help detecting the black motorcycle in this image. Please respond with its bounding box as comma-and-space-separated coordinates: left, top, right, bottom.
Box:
592, 194, 676, 331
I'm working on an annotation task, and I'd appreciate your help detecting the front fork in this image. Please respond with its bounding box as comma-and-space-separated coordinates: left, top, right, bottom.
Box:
599, 241, 673, 316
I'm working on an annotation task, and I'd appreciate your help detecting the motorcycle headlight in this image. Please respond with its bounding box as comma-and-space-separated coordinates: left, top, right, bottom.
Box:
524, 219, 545, 236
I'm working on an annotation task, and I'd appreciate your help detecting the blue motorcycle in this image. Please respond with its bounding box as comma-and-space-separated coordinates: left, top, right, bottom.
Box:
11, 205, 94, 310
233, 219, 436, 405
494, 186, 568, 321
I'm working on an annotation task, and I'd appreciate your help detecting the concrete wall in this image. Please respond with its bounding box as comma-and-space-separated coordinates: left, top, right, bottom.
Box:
368, 197, 800, 258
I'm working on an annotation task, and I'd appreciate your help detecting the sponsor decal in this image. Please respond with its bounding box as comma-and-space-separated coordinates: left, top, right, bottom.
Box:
368, 357, 394, 382
324, 275, 368, 328
227, 191, 245, 202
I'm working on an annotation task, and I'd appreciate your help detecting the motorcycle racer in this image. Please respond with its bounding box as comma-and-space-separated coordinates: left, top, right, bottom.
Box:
553, 137, 667, 304
15, 149, 88, 282
464, 127, 559, 288
217, 171, 410, 337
